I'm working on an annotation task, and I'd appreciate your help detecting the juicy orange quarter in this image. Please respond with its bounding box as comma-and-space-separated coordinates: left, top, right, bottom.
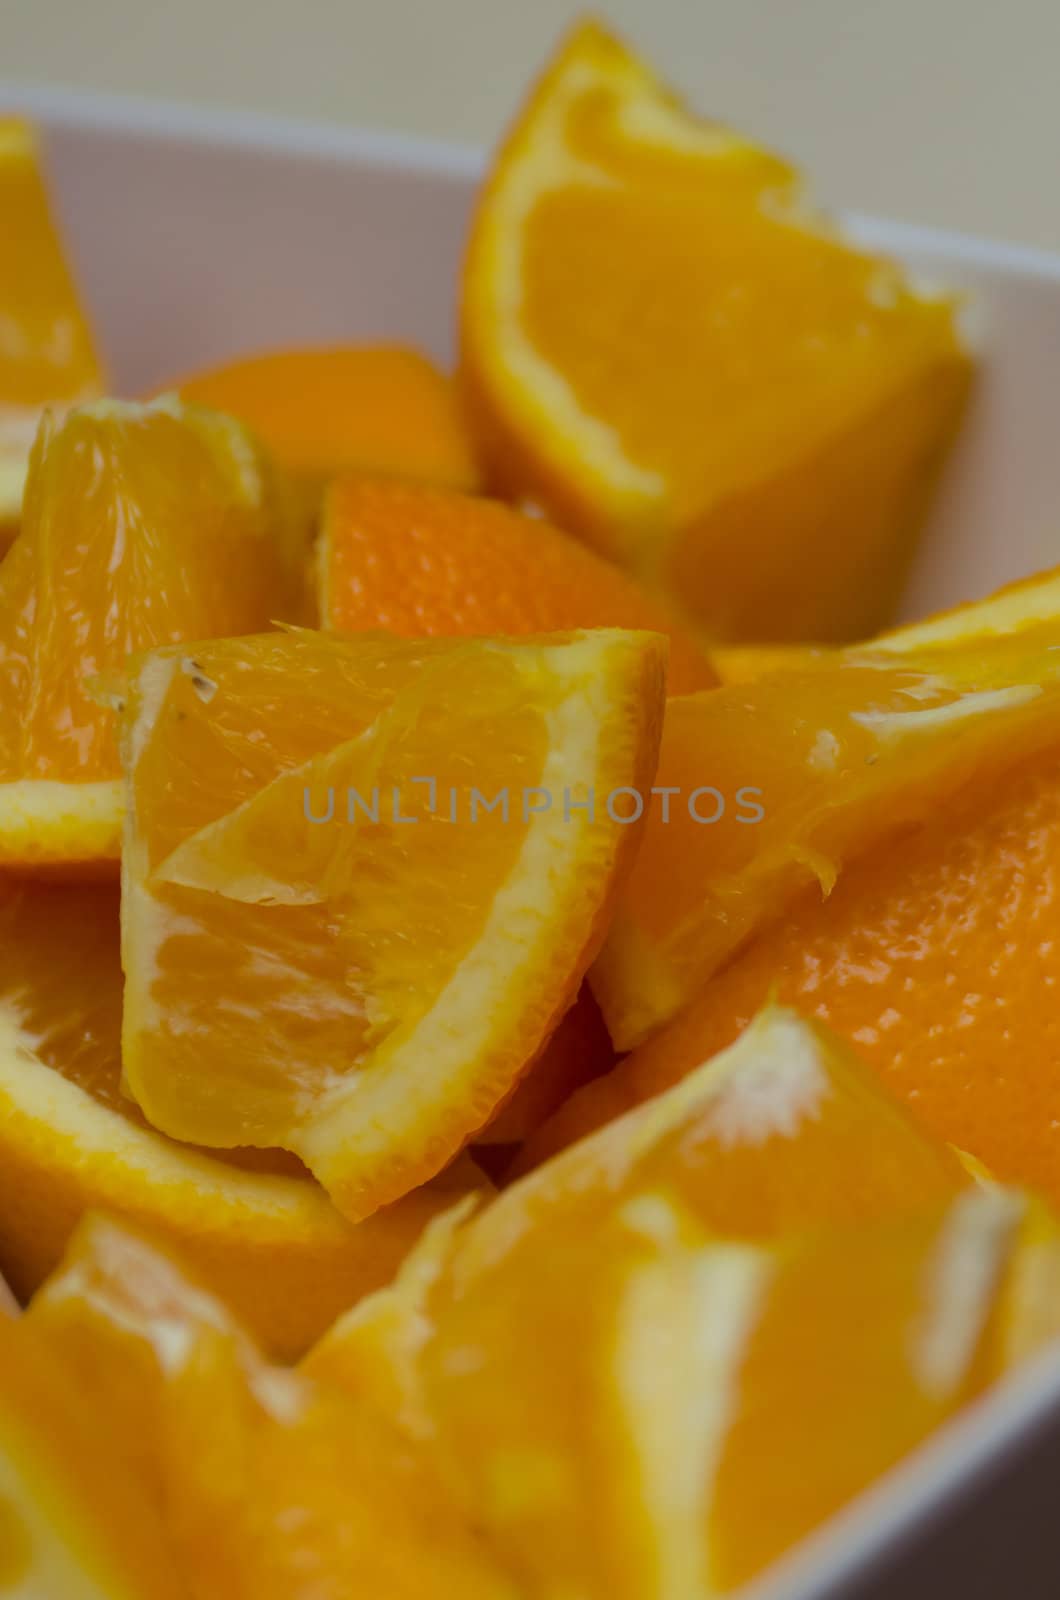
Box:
0, 119, 103, 542
542, 702, 1060, 1202
0, 398, 292, 870
118, 627, 665, 1220
318, 476, 715, 694
425, 1186, 1015, 1597
28, 1215, 516, 1600
0, 1311, 182, 1599
461, 21, 972, 643
171, 344, 480, 492
0, 878, 484, 1359
592, 626, 1060, 1049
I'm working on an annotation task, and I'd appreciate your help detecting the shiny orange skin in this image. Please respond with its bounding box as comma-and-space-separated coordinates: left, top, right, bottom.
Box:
317, 477, 715, 695
529, 746, 1060, 1205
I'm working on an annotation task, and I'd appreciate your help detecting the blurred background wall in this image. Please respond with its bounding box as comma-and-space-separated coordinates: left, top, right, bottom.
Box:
3, 0, 1058, 250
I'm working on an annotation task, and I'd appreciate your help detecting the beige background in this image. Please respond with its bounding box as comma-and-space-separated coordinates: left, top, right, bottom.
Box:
3, 0, 1059, 252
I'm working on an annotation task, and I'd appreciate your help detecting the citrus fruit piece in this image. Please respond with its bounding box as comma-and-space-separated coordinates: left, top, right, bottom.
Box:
423, 1181, 1015, 1597
593, 627, 1060, 1049
118, 627, 665, 1219
0, 119, 104, 543
0, 1310, 182, 1599
317, 476, 715, 694
0, 397, 292, 871
170, 344, 480, 492
476, 982, 615, 1148
0, 878, 485, 1359
460, 21, 972, 643
308, 1007, 968, 1425
543, 729, 1060, 1203
30, 1214, 517, 1600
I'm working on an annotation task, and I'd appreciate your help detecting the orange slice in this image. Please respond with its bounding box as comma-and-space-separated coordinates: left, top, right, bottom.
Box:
118, 627, 665, 1219
0, 1310, 181, 1599
0, 119, 103, 542
592, 626, 1060, 1049
0, 878, 484, 1359
709, 643, 830, 684
0, 397, 292, 870
317, 475, 715, 694
308, 1007, 969, 1413
461, 21, 971, 642
170, 344, 480, 492
476, 982, 615, 1148
29, 1214, 517, 1600
424, 1188, 1015, 1597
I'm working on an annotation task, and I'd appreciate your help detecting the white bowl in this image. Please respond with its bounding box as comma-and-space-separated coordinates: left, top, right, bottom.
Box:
5, 82, 1060, 1598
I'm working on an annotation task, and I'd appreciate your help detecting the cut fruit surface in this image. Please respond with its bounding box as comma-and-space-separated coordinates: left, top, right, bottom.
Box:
0, 119, 104, 540
593, 627, 1060, 1048
0, 879, 482, 1359
461, 21, 971, 642
425, 1187, 1014, 1597
0, 398, 292, 870
0, 1310, 182, 1599
318, 476, 715, 694
543, 731, 1060, 1204
118, 627, 665, 1219
170, 344, 481, 491
29, 1215, 516, 1600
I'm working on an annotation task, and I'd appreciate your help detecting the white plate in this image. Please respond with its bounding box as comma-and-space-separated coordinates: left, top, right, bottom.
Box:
5, 82, 1060, 1598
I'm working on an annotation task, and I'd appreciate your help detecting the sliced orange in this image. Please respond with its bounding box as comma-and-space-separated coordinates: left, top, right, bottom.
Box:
29, 1214, 517, 1600
118, 627, 665, 1219
425, 1187, 1015, 1597
0, 119, 103, 542
0, 879, 484, 1359
0, 1310, 182, 1599
309, 1007, 969, 1413
170, 344, 480, 493
461, 21, 971, 642
592, 626, 1060, 1049
0, 397, 292, 870
317, 475, 715, 694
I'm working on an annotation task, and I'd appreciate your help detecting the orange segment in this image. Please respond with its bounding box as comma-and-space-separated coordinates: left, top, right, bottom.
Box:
310, 1008, 969, 1409
29, 1214, 517, 1600
118, 628, 665, 1219
425, 1188, 1015, 1597
542, 732, 1060, 1205
461, 21, 971, 642
0, 1311, 181, 1599
317, 476, 715, 694
0, 398, 292, 870
0, 879, 485, 1360
170, 344, 480, 491
709, 643, 830, 684
0, 119, 103, 538
592, 628, 1060, 1049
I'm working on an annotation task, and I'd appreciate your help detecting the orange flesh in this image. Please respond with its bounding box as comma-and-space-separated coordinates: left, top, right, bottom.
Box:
171, 344, 481, 489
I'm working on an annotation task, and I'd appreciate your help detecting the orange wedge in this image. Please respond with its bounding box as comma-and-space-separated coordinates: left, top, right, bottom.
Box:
0, 879, 485, 1359
0, 119, 103, 543
0, 398, 292, 871
29, 1214, 516, 1600
592, 626, 1060, 1049
171, 344, 480, 492
317, 476, 715, 694
308, 1010, 1007, 1597
461, 21, 971, 642
117, 627, 665, 1219
0, 1310, 182, 1599
425, 1188, 1015, 1596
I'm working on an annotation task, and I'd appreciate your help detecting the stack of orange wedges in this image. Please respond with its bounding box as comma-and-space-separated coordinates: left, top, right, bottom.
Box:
5, 16, 1060, 1600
